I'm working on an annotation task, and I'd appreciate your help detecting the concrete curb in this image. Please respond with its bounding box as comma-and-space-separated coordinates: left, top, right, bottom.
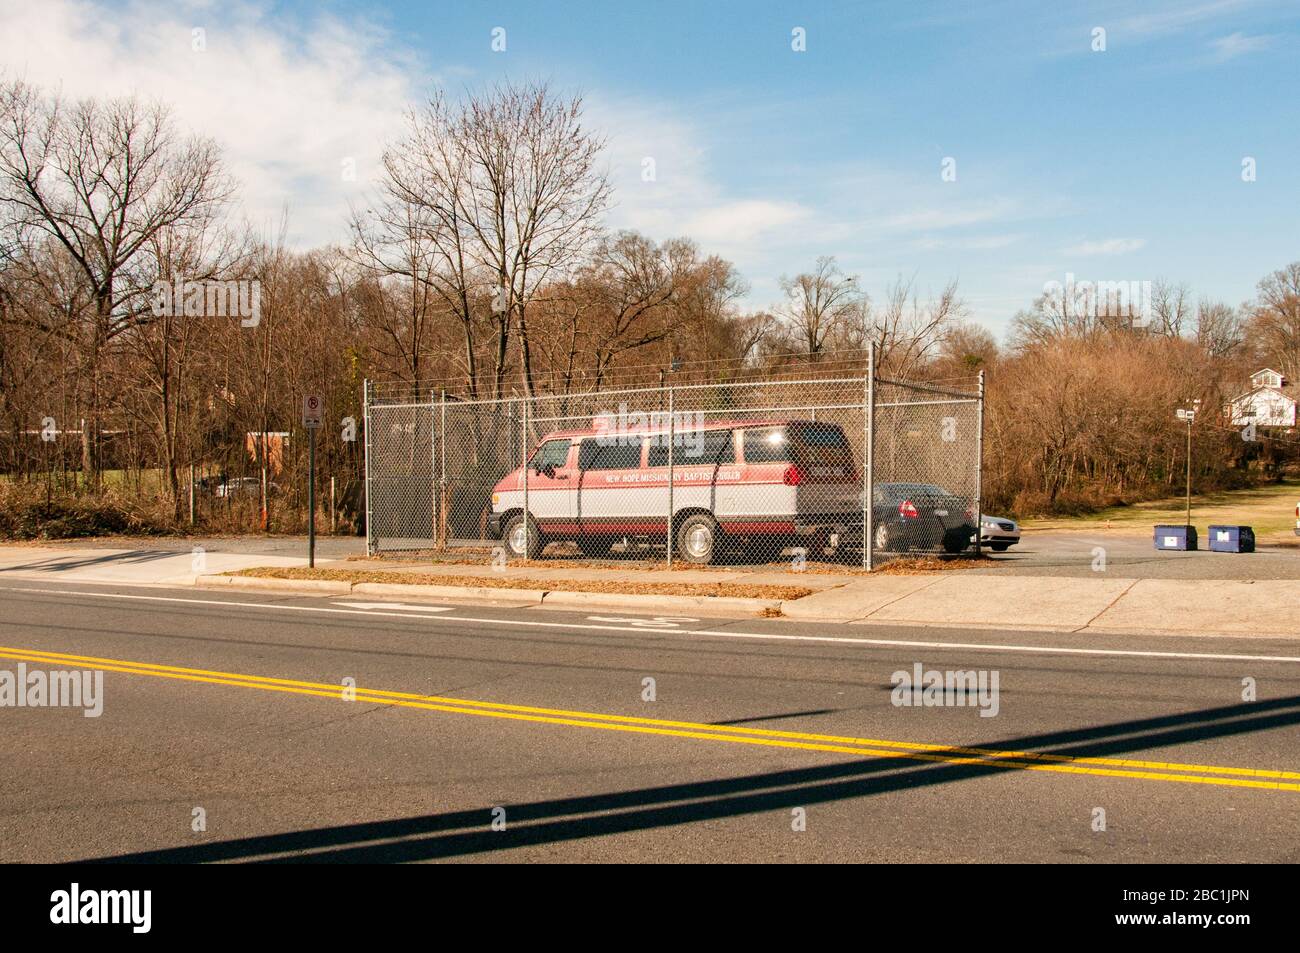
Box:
192, 573, 780, 615
195, 575, 352, 595
540, 590, 779, 615
351, 581, 546, 604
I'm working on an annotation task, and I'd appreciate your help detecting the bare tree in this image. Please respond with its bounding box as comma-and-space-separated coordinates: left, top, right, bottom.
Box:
1194, 298, 1243, 359
777, 256, 863, 360
377, 82, 611, 398
0, 80, 231, 483
1148, 279, 1192, 337
1246, 261, 1300, 382
857, 276, 963, 377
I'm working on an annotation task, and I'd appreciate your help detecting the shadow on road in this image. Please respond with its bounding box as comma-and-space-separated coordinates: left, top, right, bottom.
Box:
83, 694, 1300, 863
0, 550, 180, 573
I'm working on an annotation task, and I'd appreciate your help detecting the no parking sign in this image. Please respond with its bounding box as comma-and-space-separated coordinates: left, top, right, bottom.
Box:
303, 394, 323, 429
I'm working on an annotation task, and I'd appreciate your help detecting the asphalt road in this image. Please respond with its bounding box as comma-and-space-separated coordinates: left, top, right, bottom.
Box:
1, 580, 1298, 863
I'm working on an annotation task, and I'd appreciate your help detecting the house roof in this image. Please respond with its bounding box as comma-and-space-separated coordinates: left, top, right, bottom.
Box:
1228, 387, 1297, 407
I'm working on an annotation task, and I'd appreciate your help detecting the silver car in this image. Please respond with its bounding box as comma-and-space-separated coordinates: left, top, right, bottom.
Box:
978, 514, 1020, 552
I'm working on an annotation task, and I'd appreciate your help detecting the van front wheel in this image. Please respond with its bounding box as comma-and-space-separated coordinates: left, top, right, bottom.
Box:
502, 514, 543, 560
675, 514, 719, 565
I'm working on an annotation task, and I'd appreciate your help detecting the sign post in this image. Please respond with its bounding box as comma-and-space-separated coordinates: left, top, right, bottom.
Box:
303, 395, 323, 567
1175, 403, 1199, 527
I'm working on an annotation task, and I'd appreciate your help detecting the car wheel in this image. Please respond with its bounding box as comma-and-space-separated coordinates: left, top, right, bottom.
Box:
502, 514, 543, 560
676, 514, 719, 565
990, 542, 1011, 552
873, 522, 896, 553
942, 534, 969, 554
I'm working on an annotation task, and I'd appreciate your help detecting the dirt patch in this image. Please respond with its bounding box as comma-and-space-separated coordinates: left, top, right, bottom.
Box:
231, 566, 813, 601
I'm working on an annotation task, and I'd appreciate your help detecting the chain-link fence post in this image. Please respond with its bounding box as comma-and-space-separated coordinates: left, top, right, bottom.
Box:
363, 378, 373, 556
667, 385, 675, 568
864, 343, 875, 571
521, 395, 529, 556
974, 368, 985, 557
437, 389, 447, 548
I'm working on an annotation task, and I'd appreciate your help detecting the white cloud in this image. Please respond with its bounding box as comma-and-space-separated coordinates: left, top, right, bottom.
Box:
1208, 31, 1276, 60
882, 201, 1017, 232
1063, 237, 1147, 256
912, 234, 1024, 252
1116, 0, 1256, 37
0, 0, 426, 247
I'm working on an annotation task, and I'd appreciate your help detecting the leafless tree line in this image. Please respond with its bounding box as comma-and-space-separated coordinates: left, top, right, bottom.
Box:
0, 75, 1295, 532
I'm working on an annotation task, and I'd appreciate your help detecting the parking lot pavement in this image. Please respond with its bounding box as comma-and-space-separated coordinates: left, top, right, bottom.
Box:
973, 530, 1300, 580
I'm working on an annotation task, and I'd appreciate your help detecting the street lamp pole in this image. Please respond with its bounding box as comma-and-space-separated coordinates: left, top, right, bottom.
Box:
1176, 399, 1201, 527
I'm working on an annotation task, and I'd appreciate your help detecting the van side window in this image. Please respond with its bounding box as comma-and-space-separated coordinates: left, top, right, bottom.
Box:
529, 439, 571, 470
647, 430, 734, 467
743, 427, 791, 463
579, 439, 643, 470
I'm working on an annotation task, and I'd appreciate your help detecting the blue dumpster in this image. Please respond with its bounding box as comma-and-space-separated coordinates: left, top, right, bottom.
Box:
1154, 524, 1197, 551
1207, 525, 1254, 553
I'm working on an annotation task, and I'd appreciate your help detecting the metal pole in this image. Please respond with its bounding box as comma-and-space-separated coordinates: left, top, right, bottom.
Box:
864, 342, 875, 571
667, 386, 675, 568
974, 369, 985, 557
188, 463, 195, 526
521, 397, 529, 557
439, 389, 447, 548
330, 476, 336, 534
307, 426, 316, 568
363, 379, 373, 556
1185, 418, 1192, 527
431, 389, 438, 548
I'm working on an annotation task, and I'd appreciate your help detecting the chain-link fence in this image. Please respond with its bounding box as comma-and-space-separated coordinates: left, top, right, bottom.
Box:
364, 352, 983, 569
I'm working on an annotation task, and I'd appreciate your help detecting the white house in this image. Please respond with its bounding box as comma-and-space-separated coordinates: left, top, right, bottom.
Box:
1227, 368, 1297, 428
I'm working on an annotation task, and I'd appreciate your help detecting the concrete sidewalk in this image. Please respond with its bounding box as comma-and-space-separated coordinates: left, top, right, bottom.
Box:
0, 544, 330, 585
1, 544, 1296, 639
782, 573, 1300, 638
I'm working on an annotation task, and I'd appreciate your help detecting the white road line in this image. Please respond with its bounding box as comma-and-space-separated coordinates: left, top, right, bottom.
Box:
334, 602, 455, 613
2, 582, 1300, 665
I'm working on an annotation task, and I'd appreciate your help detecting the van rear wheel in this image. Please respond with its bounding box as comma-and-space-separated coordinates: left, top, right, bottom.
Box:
675, 514, 719, 565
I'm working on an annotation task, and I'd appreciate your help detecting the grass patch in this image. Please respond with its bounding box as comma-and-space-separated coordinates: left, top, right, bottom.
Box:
1025, 479, 1300, 536
231, 565, 813, 601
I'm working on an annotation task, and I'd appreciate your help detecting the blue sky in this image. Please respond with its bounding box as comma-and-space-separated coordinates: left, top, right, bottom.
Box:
4, 0, 1298, 336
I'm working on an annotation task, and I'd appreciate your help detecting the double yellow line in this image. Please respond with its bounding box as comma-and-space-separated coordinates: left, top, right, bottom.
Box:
4, 644, 1299, 792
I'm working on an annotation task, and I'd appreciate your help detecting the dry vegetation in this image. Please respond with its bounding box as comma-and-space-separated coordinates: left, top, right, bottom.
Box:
231, 565, 813, 601
2, 77, 1297, 539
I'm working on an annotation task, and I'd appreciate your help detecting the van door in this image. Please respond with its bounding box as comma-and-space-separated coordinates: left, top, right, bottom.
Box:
525, 438, 576, 534
577, 437, 648, 537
